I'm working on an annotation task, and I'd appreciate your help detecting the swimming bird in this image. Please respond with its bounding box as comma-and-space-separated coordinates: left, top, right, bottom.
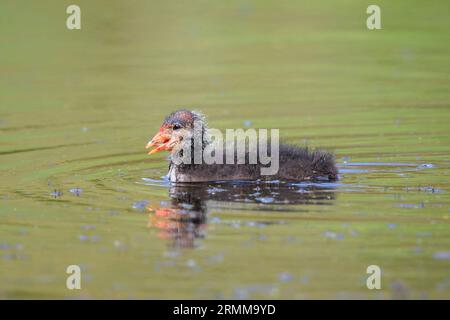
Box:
145, 109, 338, 182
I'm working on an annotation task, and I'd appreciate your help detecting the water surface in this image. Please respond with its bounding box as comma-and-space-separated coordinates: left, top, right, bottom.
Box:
0, 1, 449, 299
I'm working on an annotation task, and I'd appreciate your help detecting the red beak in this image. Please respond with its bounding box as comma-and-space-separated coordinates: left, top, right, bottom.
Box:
145, 127, 174, 155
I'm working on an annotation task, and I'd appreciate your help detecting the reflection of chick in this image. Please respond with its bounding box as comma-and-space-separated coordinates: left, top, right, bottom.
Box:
147, 204, 207, 248
145, 181, 336, 248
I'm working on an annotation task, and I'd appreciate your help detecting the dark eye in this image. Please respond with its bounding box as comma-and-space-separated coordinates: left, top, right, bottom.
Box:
172, 123, 182, 130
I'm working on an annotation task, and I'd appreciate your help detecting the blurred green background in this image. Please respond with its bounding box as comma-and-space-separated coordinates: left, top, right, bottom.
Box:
0, 0, 449, 299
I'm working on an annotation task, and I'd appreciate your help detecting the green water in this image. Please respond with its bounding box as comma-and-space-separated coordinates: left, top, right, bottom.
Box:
0, 0, 449, 299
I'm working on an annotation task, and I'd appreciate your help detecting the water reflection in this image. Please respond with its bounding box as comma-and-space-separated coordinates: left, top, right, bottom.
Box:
147, 182, 336, 248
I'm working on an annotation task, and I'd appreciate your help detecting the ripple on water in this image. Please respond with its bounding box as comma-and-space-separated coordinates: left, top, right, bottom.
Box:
140, 177, 170, 187
396, 203, 425, 209
137, 160, 438, 205
338, 162, 436, 172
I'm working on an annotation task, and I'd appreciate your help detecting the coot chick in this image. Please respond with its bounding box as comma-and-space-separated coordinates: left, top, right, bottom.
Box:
146, 110, 338, 182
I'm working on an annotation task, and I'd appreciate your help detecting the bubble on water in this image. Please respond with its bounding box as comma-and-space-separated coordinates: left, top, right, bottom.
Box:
78, 235, 99, 243
278, 272, 294, 283
132, 200, 149, 211
69, 188, 83, 196
323, 231, 344, 240
210, 217, 221, 224
78, 235, 89, 242
50, 190, 63, 198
